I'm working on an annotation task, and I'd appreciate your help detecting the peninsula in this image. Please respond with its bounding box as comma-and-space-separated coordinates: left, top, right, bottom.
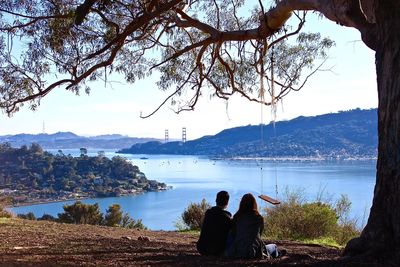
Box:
0, 143, 167, 206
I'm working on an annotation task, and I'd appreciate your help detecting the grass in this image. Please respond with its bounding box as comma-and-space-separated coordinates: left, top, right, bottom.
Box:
0, 217, 11, 224
175, 229, 200, 235
302, 237, 343, 248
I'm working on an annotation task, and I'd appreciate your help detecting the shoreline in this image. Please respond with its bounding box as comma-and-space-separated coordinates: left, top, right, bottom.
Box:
8, 196, 91, 209
217, 156, 378, 161
7, 188, 171, 209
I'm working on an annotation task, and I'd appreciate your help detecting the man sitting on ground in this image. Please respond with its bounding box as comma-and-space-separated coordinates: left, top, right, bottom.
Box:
197, 191, 232, 256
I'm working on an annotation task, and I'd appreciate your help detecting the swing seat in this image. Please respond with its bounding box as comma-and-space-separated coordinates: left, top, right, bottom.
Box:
258, 194, 280, 205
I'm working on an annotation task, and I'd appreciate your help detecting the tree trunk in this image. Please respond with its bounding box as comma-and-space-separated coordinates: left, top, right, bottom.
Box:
344, 0, 400, 263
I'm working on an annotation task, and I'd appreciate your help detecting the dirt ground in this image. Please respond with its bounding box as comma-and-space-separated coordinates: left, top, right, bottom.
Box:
0, 218, 384, 266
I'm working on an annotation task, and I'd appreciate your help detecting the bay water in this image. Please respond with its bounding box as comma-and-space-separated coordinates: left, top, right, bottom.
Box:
11, 149, 376, 230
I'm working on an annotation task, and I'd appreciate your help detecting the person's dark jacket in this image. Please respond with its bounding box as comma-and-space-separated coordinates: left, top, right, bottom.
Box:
226, 212, 264, 258
196, 206, 232, 256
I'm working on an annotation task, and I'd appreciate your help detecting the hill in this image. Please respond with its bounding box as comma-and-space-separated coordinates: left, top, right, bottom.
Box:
0, 218, 343, 266
0, 143, 166, 205
118, 109, 378, 159
0, 132, 159, 149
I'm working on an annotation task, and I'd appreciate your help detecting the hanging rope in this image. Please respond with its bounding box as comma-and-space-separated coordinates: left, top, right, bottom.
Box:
270, 47, 279, 200
258, 41, 266, 199
258, 44, 280, 205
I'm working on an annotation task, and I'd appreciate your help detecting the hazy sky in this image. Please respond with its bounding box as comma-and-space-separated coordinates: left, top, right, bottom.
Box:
0, 13, 377, 140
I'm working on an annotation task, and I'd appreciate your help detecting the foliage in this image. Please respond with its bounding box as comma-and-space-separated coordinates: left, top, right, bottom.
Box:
58, 201, 103, 225
104, 204, 123, 227
263, 189, 360, 246
37, 214, 57, 222
17, 201, 147, 229
120, 213, 147, 230
17, 212, 36, 220
0, 1, 333, 116
0, 196, 12, 218
181, 199, 211, 230
0, 143, 165, 205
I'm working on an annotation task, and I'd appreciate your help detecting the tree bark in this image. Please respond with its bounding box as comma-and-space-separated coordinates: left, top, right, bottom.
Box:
344, 0, 400, 262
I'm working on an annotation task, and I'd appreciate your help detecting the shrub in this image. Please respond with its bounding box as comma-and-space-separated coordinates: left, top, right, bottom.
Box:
18, 212, 36, 220
121, 213, 147, 230
264, 190, 360, 246
334, 221, 360, 245
37, 214, 57, 222
104, 204, 123, 226
104, 204, 147, 230
181, 198, 211, 230
0, 197, 12, 218
58, 201, 103, 225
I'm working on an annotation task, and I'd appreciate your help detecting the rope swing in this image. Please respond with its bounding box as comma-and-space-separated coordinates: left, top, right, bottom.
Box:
258, 45, 280, 205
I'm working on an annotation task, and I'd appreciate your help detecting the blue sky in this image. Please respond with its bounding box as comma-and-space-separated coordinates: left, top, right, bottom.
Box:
0, 13, 377, 140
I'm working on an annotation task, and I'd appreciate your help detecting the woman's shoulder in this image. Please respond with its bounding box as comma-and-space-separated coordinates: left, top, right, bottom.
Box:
234, 211, 262, 220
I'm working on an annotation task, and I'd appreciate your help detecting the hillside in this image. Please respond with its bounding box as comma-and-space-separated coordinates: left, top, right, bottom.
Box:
0, 132, 159, 149
118, 109, 378, 159
0, 143, 166, 205
0, 217, 343, 266
1, 218, 394, 266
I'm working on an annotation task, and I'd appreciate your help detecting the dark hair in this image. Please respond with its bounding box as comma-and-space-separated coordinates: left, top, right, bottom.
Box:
234, 193, 259, 218
216, 191, 229, 207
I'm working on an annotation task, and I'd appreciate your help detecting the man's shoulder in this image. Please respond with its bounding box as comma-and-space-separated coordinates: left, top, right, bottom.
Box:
222, 210, 232, 217
209, 206, 232, 217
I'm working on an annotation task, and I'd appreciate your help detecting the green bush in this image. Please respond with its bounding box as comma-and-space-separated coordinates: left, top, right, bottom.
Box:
103, 203, 147, 229
263, 190, 360, 246
37, 214, 57, 222
181, 198, 211, 230
0, 197, 12, 218
58, 201, 103, 225
334, 221, 360, 245
104, 204, 123, 226
18, 212, 36, 220
121, 213, 147, 230
13, 201, 147, 229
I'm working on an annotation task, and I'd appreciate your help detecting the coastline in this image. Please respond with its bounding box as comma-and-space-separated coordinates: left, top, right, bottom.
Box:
217, 156, 378, 161
8, 196, 91, 209
7, 187, 171, 209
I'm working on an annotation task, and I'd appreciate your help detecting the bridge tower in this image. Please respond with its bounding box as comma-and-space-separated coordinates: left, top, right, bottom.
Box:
182, 127, 187, 143
165, 129, 169, 143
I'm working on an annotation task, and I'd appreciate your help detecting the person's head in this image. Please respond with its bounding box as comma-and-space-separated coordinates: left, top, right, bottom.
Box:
236, 193, 259, 216
216, 191, 229, 208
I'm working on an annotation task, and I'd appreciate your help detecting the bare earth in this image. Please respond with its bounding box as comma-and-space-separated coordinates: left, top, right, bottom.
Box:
0, 218, 372, 266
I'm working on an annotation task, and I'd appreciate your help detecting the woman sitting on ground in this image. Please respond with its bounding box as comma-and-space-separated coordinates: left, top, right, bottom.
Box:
226, 193, 265, 258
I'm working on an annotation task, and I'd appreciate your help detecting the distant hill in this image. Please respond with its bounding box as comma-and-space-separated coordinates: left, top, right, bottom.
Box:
118, 108, 378, 159
0, 132, 159, 149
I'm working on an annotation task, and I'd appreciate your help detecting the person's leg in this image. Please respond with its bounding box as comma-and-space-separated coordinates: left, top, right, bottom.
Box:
265, 244, 278, 258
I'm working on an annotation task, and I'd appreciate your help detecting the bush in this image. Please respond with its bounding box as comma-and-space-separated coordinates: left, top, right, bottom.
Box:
18, 212, 36, 220
264, 189, 360, 246
58, 201, 103, 225
37, 214, 57, 222
181, 199, 211, 230
0, 197, 12, 218
121, 213, 147, 230
104, 204, 123, 226
7, 201, 147, 229
104, 204, 147, 230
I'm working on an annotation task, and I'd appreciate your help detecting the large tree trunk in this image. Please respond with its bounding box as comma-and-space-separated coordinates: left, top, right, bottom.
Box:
344, 0, 400, 263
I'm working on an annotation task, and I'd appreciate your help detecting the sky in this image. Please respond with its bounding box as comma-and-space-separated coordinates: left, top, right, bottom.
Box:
0, 13, 377, 140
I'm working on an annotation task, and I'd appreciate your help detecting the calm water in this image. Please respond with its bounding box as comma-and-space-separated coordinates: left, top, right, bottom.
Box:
11, 149, 376, 230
